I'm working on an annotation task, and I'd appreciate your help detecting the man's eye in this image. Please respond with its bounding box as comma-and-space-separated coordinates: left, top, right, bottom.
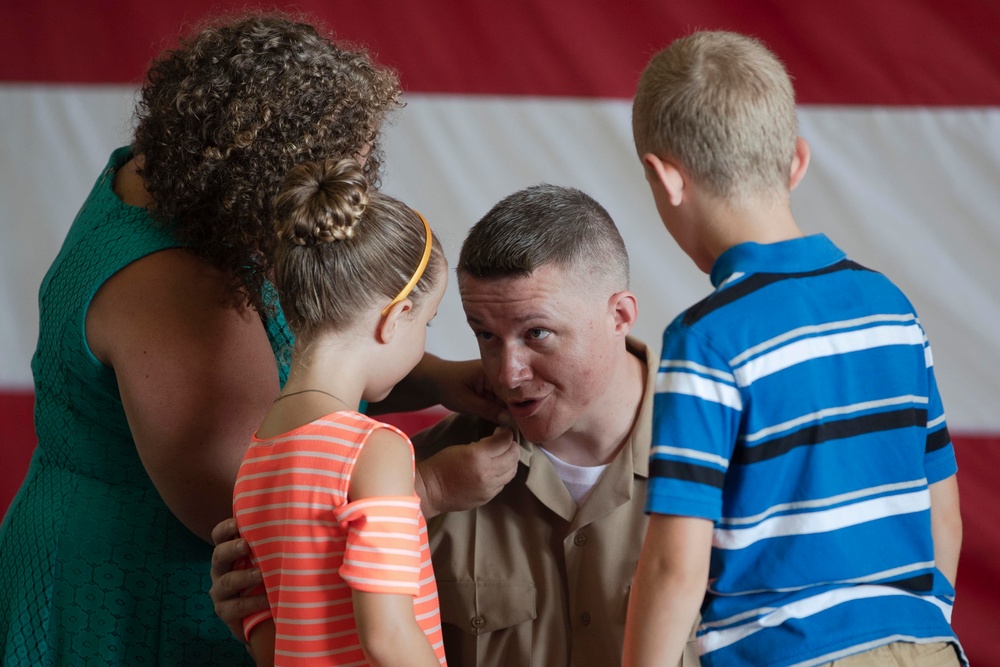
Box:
475, 331, 494, 342
527, 328, 551, 340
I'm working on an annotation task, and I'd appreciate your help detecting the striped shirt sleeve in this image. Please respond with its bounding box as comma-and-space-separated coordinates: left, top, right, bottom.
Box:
921, 335, 958, 484
335, 495, 424, 596
647, 323, 742, 520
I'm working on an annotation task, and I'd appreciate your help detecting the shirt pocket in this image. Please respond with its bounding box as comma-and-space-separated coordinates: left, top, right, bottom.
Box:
437, 580, 537, 666
438, 579, 536, 634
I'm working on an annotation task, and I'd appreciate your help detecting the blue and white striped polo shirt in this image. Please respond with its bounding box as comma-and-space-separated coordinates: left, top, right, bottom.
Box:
647, 234, 964, 666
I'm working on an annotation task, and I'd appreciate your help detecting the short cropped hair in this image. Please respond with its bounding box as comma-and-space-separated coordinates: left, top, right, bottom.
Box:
632, 30, 798, 202
458, 184, 629, 292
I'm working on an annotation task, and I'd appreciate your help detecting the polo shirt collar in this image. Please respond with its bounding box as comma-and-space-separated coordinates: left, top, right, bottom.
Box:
709, 234, 845, 288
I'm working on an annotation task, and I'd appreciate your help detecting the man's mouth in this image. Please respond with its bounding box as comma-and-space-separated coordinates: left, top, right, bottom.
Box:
506, 396, 543, 417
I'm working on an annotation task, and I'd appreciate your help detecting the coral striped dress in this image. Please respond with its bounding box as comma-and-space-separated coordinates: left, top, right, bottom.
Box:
233, 411, 446, 666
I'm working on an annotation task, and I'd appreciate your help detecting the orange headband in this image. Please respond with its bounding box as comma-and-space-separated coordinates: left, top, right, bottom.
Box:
382, 211, 433, 317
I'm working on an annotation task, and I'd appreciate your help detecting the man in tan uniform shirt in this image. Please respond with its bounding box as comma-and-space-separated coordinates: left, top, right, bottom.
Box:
210, 184, 698, 666
413, 184, 698, 667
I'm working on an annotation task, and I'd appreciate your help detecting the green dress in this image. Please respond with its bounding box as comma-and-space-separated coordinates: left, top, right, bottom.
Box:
0, 147, 292, 665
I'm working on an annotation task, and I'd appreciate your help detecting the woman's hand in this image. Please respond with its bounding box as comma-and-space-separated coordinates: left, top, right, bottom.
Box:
209, 518, 269, 643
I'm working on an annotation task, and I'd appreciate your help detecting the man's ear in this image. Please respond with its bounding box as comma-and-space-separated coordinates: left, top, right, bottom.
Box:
376, 299, 412, 344
608, 290, 639, 337
789, 137, 810, 191
642, 153, 685, 206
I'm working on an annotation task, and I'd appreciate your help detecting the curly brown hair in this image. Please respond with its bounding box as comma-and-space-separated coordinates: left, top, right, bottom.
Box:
132, 11, 402, 312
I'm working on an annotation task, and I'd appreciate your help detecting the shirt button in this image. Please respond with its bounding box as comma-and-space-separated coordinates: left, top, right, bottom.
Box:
471, 616, 486, 629
580, 612, 591, 626
573, 533, 588, 546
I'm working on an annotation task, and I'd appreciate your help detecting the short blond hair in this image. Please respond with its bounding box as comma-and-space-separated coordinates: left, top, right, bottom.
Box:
632, 30, 798, 202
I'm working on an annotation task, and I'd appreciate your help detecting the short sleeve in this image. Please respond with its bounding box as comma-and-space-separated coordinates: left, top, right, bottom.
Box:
922, 340, 958, 484
335, 495, 424, 596
647, 321, 742, 521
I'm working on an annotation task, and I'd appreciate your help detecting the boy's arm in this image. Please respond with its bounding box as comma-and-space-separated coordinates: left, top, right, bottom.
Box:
929, 474, 962, 587
247, 618, 275, 667
623, 513, 713, 667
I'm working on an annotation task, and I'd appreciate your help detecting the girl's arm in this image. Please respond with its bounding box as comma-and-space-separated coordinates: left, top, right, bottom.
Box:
247, 618, 275, 667
347, 428, 441, 667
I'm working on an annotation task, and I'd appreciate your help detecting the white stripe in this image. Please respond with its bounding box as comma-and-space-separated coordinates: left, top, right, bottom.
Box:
240, 518, 338, 532
276, 612, 356, 625
248, 436, 356, 455
276, 627, 358, 641
342, 574, 420, 589
729, 314, 917, 367
337, 498, 419, 520
234, 484, 338, 503
651, 445, 730, 470
699, 585, 952, 655
714, 489, 930, 550
237, 466, 348, 483
251, 534, 345, 546
235, 500, 339, 518
734, 323, 926, 387
657, 370, 743, 411
256, 551, 343, 563
744, 395, 928, 443
343, 560, 422, 575
719, 479, 927, 527
348, 544, 422, 557
718, 272, 745, 288
927, 414, 947, 430
659, 359, 736, 383
351, 530, 421, 542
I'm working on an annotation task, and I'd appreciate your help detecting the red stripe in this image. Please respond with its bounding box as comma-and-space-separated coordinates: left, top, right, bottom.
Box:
0, 390, 995, 663
1, 0, 998, 105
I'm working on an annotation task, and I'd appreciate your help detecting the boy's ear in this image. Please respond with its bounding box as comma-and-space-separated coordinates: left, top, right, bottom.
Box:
641, 153, 685, 206
789, 137, 811, 191
376, 299, 412, 344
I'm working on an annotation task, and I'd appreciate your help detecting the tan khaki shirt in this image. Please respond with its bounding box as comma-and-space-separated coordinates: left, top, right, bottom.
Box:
414, 338, 700, 667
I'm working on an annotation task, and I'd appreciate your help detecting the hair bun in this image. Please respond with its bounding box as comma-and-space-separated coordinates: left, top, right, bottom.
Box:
274, 158, 370, 245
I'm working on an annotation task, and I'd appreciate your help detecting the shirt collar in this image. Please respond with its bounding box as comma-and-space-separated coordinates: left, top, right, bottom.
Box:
709, 234, 845, 288
518, 336, 652, 479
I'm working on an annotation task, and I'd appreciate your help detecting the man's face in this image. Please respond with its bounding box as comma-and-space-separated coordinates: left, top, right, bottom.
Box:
459, 263, 620, 444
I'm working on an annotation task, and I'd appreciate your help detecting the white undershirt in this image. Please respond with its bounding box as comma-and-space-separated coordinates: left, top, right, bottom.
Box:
538, 446, 609, 506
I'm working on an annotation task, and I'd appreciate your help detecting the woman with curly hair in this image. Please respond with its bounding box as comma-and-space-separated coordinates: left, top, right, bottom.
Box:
0, 12, 506, 665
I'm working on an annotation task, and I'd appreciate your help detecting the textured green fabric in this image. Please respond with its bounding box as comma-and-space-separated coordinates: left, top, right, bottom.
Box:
0, 148, 293, 665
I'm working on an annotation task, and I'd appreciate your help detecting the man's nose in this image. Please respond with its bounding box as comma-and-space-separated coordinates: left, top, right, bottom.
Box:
496, 344, 532, 389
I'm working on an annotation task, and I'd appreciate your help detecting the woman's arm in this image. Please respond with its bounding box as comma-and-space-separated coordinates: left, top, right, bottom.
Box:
87, 248, 279, 543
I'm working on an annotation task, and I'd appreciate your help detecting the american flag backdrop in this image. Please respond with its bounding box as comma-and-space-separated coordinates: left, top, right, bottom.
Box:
1, 1, 997, 661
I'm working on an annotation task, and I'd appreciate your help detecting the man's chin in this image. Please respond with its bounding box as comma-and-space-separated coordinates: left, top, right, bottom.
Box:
509, 416, 561, 446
